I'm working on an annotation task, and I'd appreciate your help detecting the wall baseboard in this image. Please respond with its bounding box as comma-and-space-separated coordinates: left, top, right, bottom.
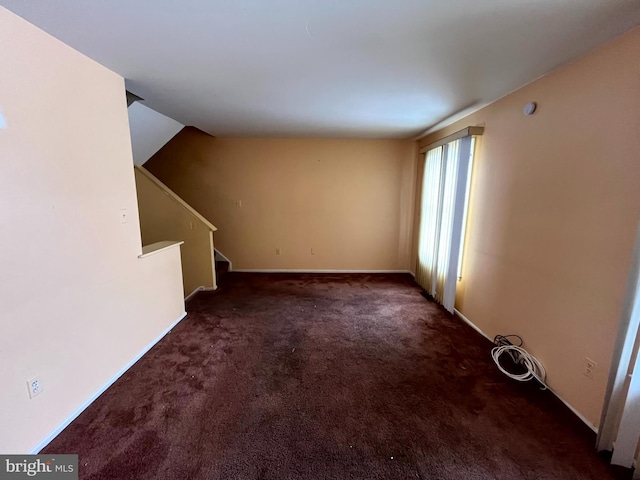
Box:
232, 269, 414, 274
185, 286, 204, 301
454, 308, 492, 342
453, 308, 597, 433
29, 311, 188, 454
185, 286, 217, 302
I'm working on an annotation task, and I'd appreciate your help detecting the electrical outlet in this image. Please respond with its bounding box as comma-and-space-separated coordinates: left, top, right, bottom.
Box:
27, 376, 43, 399
583, 357, 597, 379
235, 200, 242, 207
275, 247, 281, 255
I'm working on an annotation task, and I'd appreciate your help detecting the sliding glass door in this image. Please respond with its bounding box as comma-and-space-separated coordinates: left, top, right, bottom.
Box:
416, 130, 479, 313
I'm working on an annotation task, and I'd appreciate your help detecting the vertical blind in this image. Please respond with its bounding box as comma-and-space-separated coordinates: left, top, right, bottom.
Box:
416, 129, 479, 313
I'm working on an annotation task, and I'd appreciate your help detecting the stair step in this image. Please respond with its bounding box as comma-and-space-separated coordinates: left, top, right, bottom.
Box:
215, 260, 230, 285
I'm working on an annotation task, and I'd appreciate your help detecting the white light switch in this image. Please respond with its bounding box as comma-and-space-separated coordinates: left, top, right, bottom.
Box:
120, 208, 128, 224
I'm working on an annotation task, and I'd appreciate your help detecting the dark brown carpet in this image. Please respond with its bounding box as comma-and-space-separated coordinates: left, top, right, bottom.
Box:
43, 273, 627, 479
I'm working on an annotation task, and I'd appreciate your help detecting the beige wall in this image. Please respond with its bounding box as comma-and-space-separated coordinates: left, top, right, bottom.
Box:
0, 7, 185, 452
146, 132, 417, 271
418, 27, 640, 427
135, 166, 217, 295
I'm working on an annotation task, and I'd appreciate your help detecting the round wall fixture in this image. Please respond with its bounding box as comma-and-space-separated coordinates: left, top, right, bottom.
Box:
523, 102, 537, 116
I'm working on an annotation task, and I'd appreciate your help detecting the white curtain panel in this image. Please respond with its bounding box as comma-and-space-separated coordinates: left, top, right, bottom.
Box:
415, 146, 443, 296
416, 136, 474, 313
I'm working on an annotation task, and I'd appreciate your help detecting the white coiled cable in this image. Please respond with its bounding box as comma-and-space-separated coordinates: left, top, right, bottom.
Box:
491, 344, 547, 389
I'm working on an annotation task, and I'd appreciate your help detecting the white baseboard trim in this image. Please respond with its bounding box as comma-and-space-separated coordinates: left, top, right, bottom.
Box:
184, 285, 217, 301
213, 249, 233, 271
30, 311, 188, 454
232, 269, 414, 274
185, 286, 204, 301
453, 308, 597, 433
454, 308, 492, 342
546, 385, 598, 433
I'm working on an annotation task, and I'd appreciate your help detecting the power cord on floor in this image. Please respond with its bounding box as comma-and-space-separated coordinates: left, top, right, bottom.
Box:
491, 334, 547, 389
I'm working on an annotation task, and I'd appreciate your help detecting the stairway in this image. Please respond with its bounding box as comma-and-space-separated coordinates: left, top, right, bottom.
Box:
135, 165, 219, 296
215, 259, 230, 286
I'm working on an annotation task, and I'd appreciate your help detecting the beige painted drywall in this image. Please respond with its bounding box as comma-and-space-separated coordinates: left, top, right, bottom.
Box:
417, 27, 640, 427
145, 132, 417, 271
135, 166, 217, 295
0, 7, 185, 453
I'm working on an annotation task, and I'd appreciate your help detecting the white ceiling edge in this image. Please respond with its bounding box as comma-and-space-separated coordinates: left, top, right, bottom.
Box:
128, 103, 183, 165
413, 25, 639, 141
412, 102, 489, 141
2, 1, 639, 139
148, 18, 640, 141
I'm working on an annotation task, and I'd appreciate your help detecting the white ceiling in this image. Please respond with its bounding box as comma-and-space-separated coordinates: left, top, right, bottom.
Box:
2, 1, 639, 138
